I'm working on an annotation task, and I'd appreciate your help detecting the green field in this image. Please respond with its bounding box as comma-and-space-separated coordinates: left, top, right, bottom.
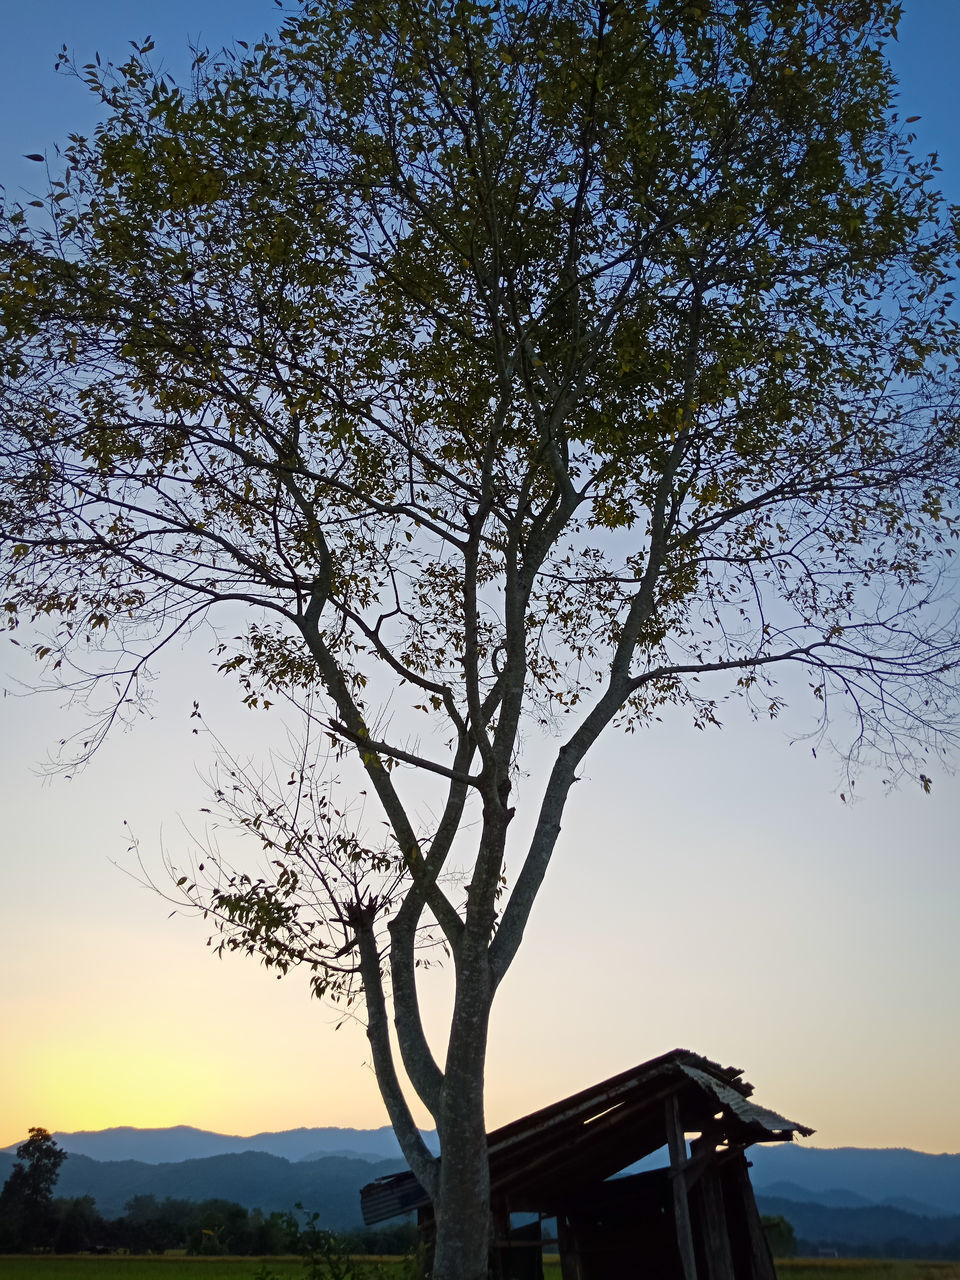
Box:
777, 1264, 960, 1280
0, 1262, 301, 1279
2, 1260, 960, 1280
0, 1262, 304, 1279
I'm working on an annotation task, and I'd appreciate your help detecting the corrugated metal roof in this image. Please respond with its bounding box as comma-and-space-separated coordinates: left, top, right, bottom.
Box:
360, 1047, 812, 1225
676, 1064, 807, 1138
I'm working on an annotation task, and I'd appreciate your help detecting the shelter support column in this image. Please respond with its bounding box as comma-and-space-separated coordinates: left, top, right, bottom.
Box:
723, 1153, 778, 1280
556, 1214, 582, 1280
666, 1095, 698, 1280
694, 1163, 736, 1280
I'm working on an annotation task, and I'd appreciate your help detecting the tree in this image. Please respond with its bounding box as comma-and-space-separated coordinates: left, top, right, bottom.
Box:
2, 1, 959, 1275
53, 1196, 106, 1254
761, 1215, 797, 1259
0, 1128, 67, 1250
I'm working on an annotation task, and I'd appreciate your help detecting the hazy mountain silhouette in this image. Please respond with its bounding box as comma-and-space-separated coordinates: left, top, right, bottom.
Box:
748, 1145, 960, 1216
755, 1179, 951, 1219
8, 1128, 956, 1215
0, 1148, 405, 1224
5, 1129, 960, 1246
760, 1181, 877, 1209
755, 1194, 960, 1251
1, 1125, 438, 1165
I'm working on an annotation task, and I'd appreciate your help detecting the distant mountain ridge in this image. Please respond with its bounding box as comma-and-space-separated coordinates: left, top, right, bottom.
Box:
0, 1148, 405, 1224
756, 1179, 951, 1219
1, 1124, 439, 1166
748, 1145, 960, 1217
5, 1129, 958, 1212
759, 1180, 877, 1209
3, 1131, 960, 1253
755, 1194, 960, 1252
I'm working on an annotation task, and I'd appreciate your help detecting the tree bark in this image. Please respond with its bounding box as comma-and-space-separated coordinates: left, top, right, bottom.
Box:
431, 938, 494, 1280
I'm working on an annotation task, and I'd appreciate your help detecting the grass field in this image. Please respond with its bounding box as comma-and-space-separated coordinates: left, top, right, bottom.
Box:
777, 1264, 960, 1280
0, 1261, 303, 1279
0, 1260, 958, 1280
0, 1262, 296, 1279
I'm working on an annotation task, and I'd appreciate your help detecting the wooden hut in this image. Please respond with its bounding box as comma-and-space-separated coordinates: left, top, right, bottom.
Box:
360, 1047, 812, 1280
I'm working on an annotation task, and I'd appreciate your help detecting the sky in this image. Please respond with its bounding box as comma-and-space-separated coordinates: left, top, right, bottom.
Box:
1, 2, 959, 1156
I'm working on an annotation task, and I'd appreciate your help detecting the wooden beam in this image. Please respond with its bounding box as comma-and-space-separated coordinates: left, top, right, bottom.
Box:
678, 1139, 720, 1192
666, 1095, 699, 1280
696, 1168, 736, 1280
724, 1153, 778, 1280
556, 1214, 582, 1280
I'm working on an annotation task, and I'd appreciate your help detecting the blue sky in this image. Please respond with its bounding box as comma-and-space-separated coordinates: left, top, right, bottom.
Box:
1, 2, 959, 1152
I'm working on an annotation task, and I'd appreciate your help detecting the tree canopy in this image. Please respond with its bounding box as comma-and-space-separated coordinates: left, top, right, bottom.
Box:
0, 1128, 67, 1250
2, 1, 959, 1275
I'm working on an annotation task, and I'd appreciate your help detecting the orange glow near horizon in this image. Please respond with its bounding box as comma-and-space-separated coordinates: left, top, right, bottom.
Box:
0, 1021, 404, 1150
0, 925, 418, 1151
5, 981, 960, 1155
5, 1054, 960, 1157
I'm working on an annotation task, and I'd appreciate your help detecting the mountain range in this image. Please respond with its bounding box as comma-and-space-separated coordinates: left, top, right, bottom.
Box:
2, 1124, 438, 1166
4, 1127, 960, 1249
747, 1144, 960, 1217
753, 1193, 960, 1252
0, 1148, 405, 1225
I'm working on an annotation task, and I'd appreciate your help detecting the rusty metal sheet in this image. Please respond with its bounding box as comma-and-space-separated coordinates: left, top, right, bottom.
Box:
676, 1064, 814, 1139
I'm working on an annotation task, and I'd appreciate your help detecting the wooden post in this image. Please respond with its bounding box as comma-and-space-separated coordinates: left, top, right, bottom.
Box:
556, 1213, 582, 1280
666, 1094, 698, 1280
729, 1154, 778, 1280
695, 1166, 736, 1280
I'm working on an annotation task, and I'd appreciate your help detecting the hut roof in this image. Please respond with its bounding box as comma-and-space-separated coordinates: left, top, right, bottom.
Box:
361, 1047, 812, 1225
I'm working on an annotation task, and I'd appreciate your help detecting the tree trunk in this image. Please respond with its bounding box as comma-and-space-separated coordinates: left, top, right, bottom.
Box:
431, 944, 493, 1280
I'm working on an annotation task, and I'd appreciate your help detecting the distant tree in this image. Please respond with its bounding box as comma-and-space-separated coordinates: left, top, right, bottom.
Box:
3, 2, 960, 1276
121, 1192, 161, 1221
185, 1198, 253, 1256
53, 1195, 107, 1254
118, 1194, 194, 1253
249, 1207, 302, 1256
761, 1214, 797, 1258
340, 1220, 420, 1256
0, 1127, 67, 1250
